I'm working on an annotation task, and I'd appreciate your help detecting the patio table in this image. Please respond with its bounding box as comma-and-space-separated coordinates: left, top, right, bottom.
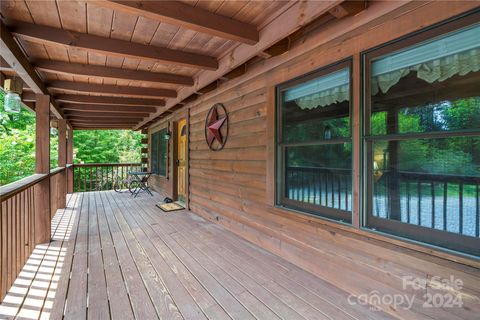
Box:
128, 171, 153, 197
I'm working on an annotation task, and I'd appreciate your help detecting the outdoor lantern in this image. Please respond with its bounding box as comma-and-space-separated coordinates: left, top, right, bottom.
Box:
3, 78, 23, 113
164, 131, 171, 140
324, 125, 332, 140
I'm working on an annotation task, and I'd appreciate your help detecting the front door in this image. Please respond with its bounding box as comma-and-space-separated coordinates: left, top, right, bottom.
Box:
177, 119, 187, 203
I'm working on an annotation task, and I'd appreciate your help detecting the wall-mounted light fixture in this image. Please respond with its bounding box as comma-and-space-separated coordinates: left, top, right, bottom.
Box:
324, 125, 332, 140
3, 78, 23, 113
164, 131, 171, 140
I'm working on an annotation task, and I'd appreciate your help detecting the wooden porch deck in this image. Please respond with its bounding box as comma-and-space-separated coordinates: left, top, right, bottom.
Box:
0, 191, 393, 320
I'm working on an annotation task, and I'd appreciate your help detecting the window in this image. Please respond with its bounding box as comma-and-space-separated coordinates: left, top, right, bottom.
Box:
363, 17, 480, 256
276, 61, 352, 223
151, 128, 168, 176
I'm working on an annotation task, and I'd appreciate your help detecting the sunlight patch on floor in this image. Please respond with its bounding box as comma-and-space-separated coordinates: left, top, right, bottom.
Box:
0, 196, 77, 320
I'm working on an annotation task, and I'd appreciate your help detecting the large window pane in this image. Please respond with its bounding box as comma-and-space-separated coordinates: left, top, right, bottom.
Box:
365, 21, 480, 255
151, 129, 167, 176
277, 63, 352, 222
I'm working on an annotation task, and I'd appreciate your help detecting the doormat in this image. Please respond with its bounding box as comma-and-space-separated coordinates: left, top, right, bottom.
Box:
156, 201, 185, 212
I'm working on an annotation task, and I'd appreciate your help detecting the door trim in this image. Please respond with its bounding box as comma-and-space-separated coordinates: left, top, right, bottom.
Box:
173, 117, 189, 207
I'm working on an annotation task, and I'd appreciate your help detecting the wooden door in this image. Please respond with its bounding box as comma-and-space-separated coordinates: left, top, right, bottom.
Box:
177, 119, 187, 202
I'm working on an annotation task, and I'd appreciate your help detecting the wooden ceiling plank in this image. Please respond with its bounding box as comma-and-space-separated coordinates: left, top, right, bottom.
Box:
8, 20, 218, 70
64, 110, 149, 118
94, 0, 259, 45
35, 59, 193, 86
61, 103, 157, 113
135, 0, 344, 129
328, 1, 367, 18
55, 94, 165, 106
47, 80, 177, 98
0, 56, 13, 71
68, 117, 141, 123
0, 20, 64, 119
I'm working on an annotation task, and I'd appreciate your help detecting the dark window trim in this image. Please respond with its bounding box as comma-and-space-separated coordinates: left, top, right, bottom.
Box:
361, 10, 480, 256
275, 58, 354, 223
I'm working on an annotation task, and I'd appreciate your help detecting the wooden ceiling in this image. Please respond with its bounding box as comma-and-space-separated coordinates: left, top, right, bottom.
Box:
0, 0, 361, 130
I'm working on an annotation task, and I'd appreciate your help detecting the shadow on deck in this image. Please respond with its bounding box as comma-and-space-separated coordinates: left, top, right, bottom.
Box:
0, 191, 392, 320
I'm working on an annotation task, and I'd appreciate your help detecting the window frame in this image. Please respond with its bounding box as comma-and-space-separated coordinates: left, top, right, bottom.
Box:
275, 58, 354, 223
362, 11, 480, 256
150, 126, 168, 177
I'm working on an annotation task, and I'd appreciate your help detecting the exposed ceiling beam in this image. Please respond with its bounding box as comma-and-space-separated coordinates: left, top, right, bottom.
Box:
61, 103, 157, 113
0, 56, 13, 71
328, 1, 367, 18
48, 81, 177, 98
0, 20, 64, 119
73, 124, 132, 130
34, 59, 194, 86
8, 20, 218, 70
55, 94, 165, 106
64, 110, 150, 118
73, 125, 132, 130
70, 121, 138, 126
22, 91, 36, 102
68, 117, 141, 123
95, 0, 259, 45
136, 0, 344, 129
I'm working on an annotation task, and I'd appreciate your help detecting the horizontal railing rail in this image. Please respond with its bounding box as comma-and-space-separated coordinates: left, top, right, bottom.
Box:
73, 163, 143, 193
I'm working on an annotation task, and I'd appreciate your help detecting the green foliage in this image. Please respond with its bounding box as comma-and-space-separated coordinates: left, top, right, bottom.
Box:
73, 130, 142, 164
0, 90, 36, 185
1, 88, 142, 185
286, 96, 480, 177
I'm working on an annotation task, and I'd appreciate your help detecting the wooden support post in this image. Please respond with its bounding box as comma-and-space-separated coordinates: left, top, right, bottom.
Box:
387, 107, 401, 220
57, 119, 67, 208
34, 94, 51, 244
67, 127, 74, 193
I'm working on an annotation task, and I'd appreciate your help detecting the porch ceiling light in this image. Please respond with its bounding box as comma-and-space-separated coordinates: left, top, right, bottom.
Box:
3, 78, 23, 113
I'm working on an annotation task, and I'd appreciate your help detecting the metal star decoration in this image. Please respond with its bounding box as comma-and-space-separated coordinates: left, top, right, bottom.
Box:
206, 107, 227, 147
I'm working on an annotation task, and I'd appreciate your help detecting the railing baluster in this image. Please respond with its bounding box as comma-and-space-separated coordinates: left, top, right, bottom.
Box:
431, 182, 435, 229
345, 176, 348, 211
459, 183, 463, 235
331, 174, 334, 208
417, 181, 421, 226
406, 181, 410, 224
312, 170, 317, 205
443, 182, 448, 231
337, 177, 341, 210
476, 184, 479, 238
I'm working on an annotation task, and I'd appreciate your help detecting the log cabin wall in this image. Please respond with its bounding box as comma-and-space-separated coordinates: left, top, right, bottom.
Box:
148, 2, 480, 318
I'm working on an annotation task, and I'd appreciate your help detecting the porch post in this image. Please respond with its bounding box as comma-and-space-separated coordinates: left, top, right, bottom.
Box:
34, 94, 51, 244
67, 127, 74, 193
57, 119, 67, 208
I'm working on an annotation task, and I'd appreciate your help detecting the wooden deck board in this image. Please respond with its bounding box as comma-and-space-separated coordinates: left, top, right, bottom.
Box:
2, 190, 395, 319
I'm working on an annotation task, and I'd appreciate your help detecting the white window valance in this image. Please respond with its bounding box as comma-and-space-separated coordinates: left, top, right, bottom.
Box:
371, 23, 480, 95
284, 68, 350, 110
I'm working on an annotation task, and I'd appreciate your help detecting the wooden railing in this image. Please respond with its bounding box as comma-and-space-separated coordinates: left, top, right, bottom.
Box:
73, 163, 143, 192
286, 166, 352, 211
0, 167, 68, 300
375, 171, 480, 237
286, 166, 480, 237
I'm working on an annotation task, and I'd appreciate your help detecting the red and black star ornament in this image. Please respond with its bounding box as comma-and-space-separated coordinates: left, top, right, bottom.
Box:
205, 103, 229, 151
